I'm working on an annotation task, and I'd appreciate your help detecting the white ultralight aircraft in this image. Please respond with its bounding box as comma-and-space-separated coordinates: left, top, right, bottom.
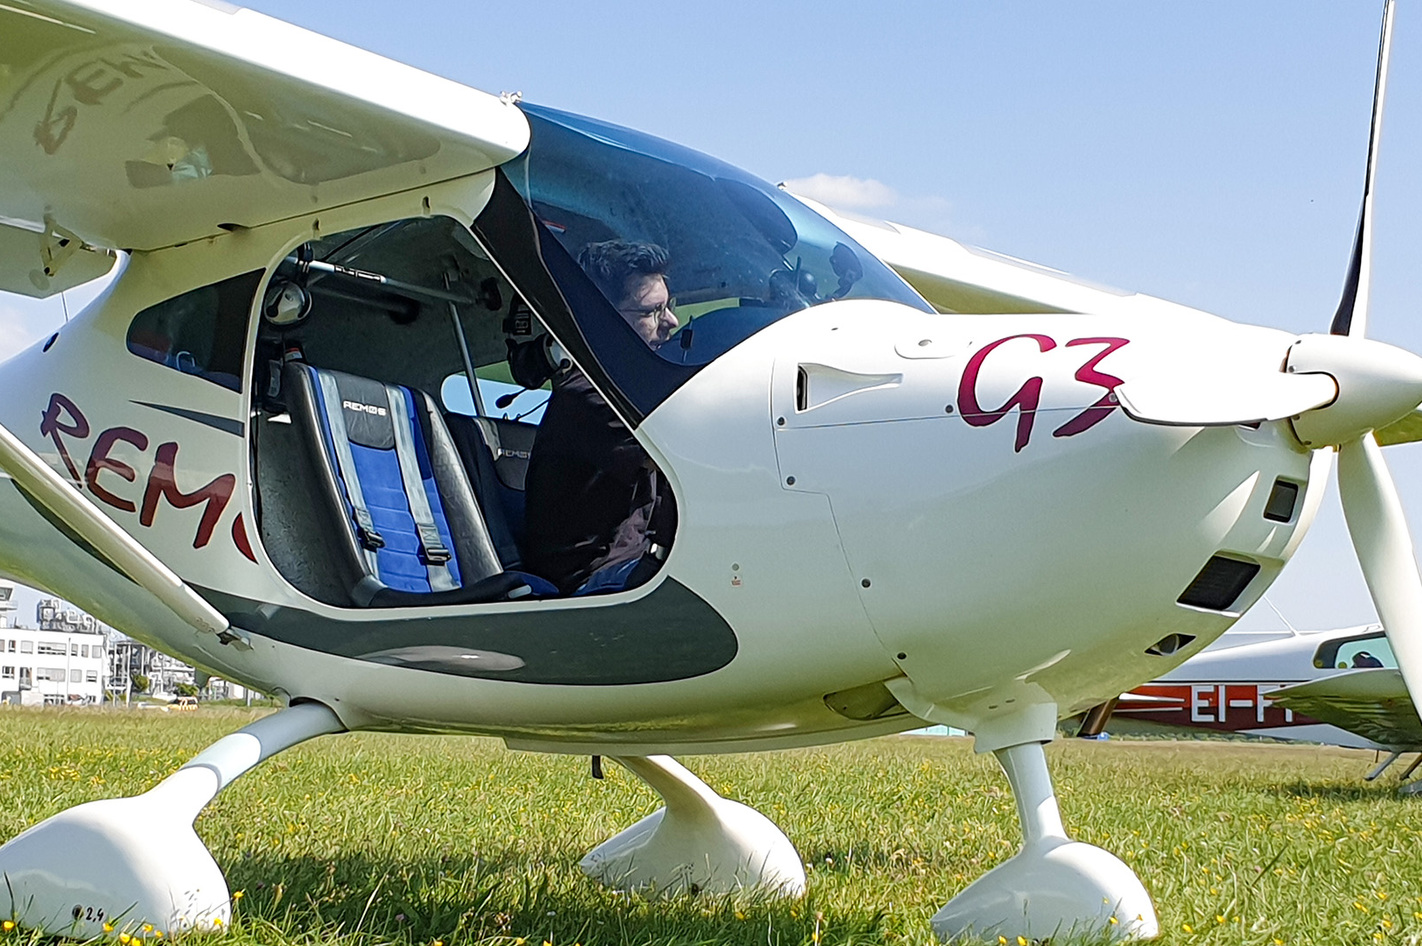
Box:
2, 1, 1422, 941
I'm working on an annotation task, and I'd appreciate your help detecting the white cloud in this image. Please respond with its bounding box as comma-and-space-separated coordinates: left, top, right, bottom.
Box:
781, 172, 980, 244
781, 173, 899, 210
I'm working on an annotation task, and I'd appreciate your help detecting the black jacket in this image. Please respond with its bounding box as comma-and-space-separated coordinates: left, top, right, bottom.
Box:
523, 369, 674, 592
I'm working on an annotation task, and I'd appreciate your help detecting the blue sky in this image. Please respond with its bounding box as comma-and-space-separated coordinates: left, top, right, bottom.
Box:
3, 2, 1422, 632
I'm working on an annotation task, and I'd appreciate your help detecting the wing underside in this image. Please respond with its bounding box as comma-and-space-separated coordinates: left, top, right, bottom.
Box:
0, 0, 529, 296
1268, 669, 1422, 750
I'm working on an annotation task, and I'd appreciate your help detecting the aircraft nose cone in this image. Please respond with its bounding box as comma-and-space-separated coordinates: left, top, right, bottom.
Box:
1287, 333, 1422, 447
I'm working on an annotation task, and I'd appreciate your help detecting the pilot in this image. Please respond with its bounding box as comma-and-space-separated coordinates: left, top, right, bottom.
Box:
1351, 651, 1384, 668
522, 241, 678, 594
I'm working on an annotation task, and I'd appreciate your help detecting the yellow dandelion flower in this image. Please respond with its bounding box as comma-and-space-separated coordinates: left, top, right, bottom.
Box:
119, 935, 131, 945
1216, 915, 1226, 925
1182, 924, 1193, 933
1, 921, 13, 932
212, 918, 223, 928
232, 891, 243, 901
143, 925, 153, 933
1109, 916, 1119, 925
103, 924, 114, 933
998, 938, 1008, 946
1018, 938, 1028, 946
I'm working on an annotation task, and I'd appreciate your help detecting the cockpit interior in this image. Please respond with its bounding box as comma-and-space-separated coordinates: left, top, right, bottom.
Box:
123, 103, 932, 610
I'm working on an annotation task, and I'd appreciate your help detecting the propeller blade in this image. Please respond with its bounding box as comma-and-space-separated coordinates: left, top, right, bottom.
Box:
1330, 0, 1396, 337
1336, 434, 1422, 725
1114, 370, 1336, 428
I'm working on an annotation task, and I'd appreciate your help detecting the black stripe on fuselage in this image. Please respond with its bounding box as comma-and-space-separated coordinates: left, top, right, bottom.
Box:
195, 577, 738, 686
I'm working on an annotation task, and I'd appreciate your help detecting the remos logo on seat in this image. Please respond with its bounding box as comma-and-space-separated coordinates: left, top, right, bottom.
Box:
342, 400, 387, 417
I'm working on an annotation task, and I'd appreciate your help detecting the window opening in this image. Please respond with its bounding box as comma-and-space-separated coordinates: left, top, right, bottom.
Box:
126, 270, 260, 391
251, 214, 675, 614
1313, 631, 1395, 670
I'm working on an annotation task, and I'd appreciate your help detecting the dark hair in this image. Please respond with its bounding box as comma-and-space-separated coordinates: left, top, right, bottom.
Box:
577, 240, 669, 303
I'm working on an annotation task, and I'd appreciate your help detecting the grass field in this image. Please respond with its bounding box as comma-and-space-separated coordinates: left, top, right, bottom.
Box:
1, 708, 1419, 946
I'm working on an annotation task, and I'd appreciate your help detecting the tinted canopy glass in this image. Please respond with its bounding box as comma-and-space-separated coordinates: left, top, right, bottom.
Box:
509, 105, 930, 382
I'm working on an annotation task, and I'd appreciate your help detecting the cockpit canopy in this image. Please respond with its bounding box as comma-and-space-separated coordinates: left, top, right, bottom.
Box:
508, 104, 931, 376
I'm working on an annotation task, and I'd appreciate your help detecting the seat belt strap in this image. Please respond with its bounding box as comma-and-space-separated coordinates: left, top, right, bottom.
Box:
315, 370, 382, 574
385, 385, 457, 592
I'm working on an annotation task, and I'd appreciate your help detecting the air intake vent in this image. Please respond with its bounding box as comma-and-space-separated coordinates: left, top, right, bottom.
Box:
1263, 479, 1300, 523
1146, 633, 1196, 657
1177, 555, 1260, 611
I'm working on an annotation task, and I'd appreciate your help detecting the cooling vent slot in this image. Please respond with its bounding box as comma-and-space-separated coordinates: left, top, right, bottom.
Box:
1145, 633, 1196, 657
795, 363, 901, 412
1177, 555, 1260, 611
1263, 478, 1300, 523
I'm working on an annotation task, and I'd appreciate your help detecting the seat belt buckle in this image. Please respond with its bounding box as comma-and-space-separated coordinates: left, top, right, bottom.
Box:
422, 544, 452, 565
358, 526, 385, 551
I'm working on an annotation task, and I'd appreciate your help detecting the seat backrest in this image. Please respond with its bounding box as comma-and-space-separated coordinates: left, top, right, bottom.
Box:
284, 363, 504, 605
446, 414, 538, 567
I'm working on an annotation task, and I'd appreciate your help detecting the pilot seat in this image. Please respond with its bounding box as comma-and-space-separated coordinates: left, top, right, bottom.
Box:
284, 363, 555, 607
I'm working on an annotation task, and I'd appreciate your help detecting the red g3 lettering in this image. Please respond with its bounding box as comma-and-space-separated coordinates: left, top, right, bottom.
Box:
958, 334, 1057, 453
958, 335, 1130, 451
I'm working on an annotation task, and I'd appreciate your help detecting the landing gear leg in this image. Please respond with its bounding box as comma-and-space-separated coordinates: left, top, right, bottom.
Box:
1398, 753, 1422, 794
0, 701, 344, 937
580, 755, 806, 897
932, 740, 1159, 942
1366, 751, 1402, 781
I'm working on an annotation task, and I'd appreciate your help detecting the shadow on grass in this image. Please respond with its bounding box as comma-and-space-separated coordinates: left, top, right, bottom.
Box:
1273, 780, 1406, 801
223, 850, 893, 946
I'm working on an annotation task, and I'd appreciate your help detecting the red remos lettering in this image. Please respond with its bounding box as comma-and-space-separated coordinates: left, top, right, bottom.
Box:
85, 427, 148, 512
231, 512, 257, 563
141, 441, 237, 550
1052, 337, 1130, 438
957, 334, 1057, 452
39, 392, 89, 483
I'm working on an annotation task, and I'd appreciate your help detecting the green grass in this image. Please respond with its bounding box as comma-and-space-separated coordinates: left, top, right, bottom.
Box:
1, 708, 1420, 946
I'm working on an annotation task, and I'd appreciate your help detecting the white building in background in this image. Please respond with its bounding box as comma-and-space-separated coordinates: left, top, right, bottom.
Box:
0, 584, 108, 705
0, 582, 263, 704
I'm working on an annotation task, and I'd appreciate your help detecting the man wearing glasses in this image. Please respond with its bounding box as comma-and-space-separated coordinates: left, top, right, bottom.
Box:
522, 241, 678, 594
584, 241, 679, 350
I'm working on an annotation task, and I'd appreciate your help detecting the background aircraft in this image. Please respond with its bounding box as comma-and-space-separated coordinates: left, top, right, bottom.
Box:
1091, 623, 1422, 790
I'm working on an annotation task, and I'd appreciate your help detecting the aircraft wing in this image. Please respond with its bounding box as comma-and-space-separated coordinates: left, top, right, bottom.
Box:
1375, 408, 1422, 446
1268, 670, 1422, 750
0, 0, 529, 297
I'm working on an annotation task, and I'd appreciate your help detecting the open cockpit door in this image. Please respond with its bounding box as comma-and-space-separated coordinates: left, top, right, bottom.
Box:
0, 0, 528, 295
